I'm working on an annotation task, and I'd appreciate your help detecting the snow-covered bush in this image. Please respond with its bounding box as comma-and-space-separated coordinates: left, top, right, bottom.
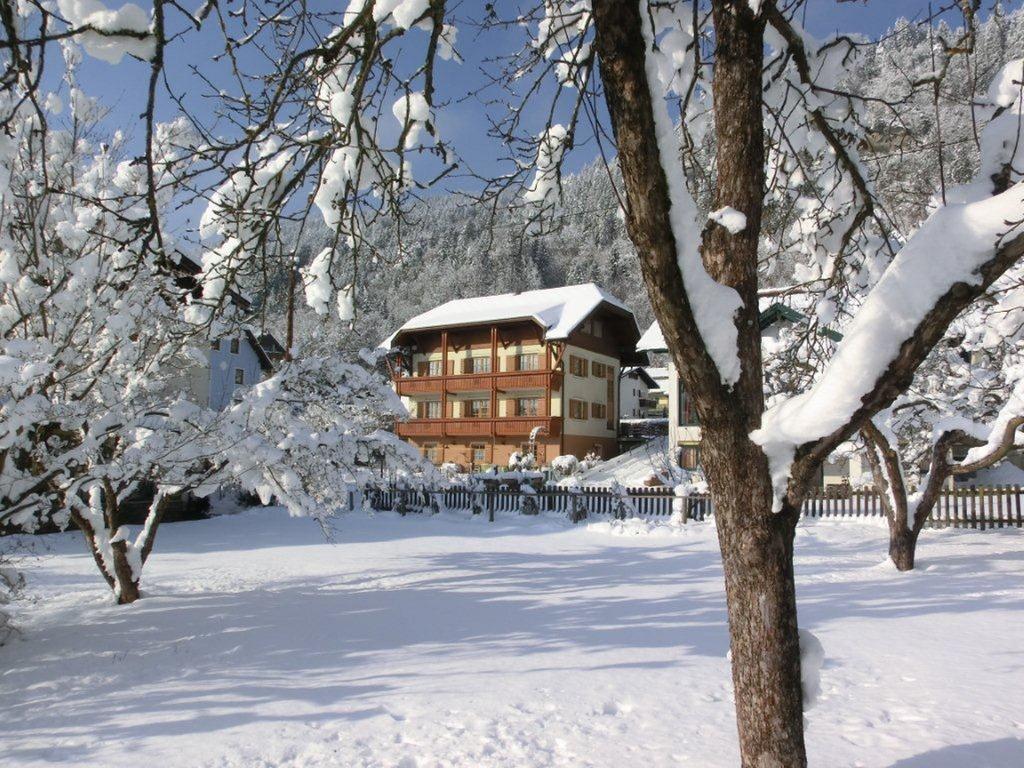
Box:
439, 462, 465, 481
519, 483, 539, 516
507, 451, 536, 471
551, 454, 580, 479
579, 452, 603, 472
609, 482, 636, 521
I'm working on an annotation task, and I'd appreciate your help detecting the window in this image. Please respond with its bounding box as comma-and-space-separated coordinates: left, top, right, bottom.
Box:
465, 356, 491, 374
229, 337, 240, 354
515, 397, 540, 417
592, 361, 611, 379
591, 402, 607, 420
472, 443, 487, 464
234, 368, 245, 385
423, 443, 439, 463
592, 319, 603, 338
569, 355, 588, 377
516, 353, 540, 371
678, 382, 699, 426
427, 359, 443, 377
569, 399, 586, 420
418, 400, 441, 419
679, 444, 701, 470
211, 339, 220, 351
468, 399, 490, 418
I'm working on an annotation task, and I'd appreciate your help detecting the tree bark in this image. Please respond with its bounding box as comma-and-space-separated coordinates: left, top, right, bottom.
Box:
888, 522, 921, 572
706, 433, 808, 768
110, 541, 141, 604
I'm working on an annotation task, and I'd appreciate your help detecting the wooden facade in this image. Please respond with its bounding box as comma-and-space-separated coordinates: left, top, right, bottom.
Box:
389, 302, 642, 468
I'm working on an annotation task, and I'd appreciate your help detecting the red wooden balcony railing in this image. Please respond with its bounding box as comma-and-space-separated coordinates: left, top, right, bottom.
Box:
395, 416, 562, 439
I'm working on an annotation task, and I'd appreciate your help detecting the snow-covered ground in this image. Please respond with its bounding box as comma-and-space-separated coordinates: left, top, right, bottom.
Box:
580, 436, 669, 485
2, 510, 1023, 767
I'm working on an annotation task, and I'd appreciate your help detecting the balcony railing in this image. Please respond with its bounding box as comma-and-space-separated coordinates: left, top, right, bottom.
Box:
394, 369, 561, 397
395, 416, 562, 439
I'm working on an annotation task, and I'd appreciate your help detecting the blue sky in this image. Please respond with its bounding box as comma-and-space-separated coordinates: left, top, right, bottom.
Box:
60, 0, 1021, 233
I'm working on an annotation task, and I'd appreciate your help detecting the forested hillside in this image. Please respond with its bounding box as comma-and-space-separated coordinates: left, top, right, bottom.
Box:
254, 5, 1024, 354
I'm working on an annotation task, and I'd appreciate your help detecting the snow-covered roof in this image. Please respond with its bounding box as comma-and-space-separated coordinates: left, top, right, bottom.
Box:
622, 366, 659, 389
645, 366, 669, 386
637, 322, 667, 352
383, 283, 637, 347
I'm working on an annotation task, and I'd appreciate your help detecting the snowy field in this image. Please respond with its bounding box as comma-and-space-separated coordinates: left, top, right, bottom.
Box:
2, 510, 1023, 768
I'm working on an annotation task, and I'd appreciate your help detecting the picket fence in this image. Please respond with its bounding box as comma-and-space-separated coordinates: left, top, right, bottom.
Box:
357, 483, 1024, 529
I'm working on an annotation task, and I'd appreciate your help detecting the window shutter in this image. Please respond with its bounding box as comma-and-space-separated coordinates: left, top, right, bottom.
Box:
446, 359, 454, 375
505, 355, 517, 372
417, 362, 428, 377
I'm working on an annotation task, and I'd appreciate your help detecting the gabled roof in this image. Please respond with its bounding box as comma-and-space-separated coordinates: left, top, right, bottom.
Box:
637, 302, 843, 352
622, 366, 659, 389
244, 330, 276, 373
383, 283, 640, 348
256, 332, 287, 361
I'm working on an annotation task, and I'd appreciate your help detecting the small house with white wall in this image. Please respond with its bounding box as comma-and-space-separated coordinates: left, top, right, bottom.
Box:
619, 367, 660, 419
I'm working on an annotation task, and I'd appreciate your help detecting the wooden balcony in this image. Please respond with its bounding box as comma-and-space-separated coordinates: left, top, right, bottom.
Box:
395, 420, 444, 437
395, 369, 560, 397
395, 416, 562, 439
447, 374, 494, 392
395, 376, 443, 396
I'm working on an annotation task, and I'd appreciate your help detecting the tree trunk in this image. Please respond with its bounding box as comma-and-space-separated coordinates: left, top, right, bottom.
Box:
591, 1, 806, 764
71, 513, 142, 604
709, 437, 808, 768
888, 519, 922, 572
110, 540, 141, 604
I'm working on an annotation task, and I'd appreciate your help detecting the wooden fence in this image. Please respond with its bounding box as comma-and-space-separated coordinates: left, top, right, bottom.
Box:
357, 483, 1024, 529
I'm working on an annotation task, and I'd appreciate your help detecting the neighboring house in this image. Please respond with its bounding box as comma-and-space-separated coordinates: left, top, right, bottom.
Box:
638, 303, 861, 488
619, 366, 660, 419
383, 283, 647, 468
169, 254, 281, 410
644, 366, 670, 417
206, 331, 277, 410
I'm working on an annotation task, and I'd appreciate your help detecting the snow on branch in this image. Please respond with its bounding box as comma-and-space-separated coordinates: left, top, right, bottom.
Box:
754, 58, 1024, 507
640, 0, 743, 386
56, 0, 156, 64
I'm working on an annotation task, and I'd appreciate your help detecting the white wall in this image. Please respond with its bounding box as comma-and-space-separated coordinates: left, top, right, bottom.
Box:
619, 373, 649, 419
562, 344, 618, 439
208, 335, 266, 410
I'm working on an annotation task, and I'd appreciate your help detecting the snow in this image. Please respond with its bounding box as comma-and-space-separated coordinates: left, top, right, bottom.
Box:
57, 0, 155, 64
708, 206, 748, 235
799, 629, 825, 711
524, 125, 568, 205
382, 282, 636, 346
3, 510, 1023, 767
637, 320, 667, 352
579, 436, 670, 485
